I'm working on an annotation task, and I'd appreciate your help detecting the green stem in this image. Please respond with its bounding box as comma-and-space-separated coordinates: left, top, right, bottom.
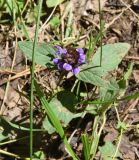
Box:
35, 81, 78, 159
112, 129, 123, 160
89, 116, 99, 156
65, 2, 73, 38
30, 0, 43, 159
90, 113, 106, 160
98, 0, 103, 67
64, 138, 78, 160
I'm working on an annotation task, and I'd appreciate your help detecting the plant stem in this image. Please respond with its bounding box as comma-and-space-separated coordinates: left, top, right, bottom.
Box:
65, 2, 73, 38
0, 149, 20, 159
90, 113, 106, 160
30, 0, 43, 159
98, 0, 103, 66
112, 129, 123, 160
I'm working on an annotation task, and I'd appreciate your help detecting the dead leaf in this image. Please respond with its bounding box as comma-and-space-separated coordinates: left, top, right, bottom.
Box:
85, 0, 107, 12
2, 85, 28, 121
133, 70, 139, 83
104, 126, 118, 142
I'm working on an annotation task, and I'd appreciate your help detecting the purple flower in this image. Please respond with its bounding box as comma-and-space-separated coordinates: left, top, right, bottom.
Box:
63, 63, 72, 71
76, 48, 84, 55
54, 45, 67, 55
53, 45, 86, 75
53, 58, 59, 64
78, 54, 86, 64
57, 61, 63, 70
72, 67, 80, 75
76, 48, 86, 64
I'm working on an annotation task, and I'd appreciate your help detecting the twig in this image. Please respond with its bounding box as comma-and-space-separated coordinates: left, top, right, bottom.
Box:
0, 136, 28, 146
21, 0, 30, 15
0, 149, 20, 159
120, 0, 139, 20
83, 17, 100, 30
105, 7, 128, 30
123, 98, 139, 122
0, 27, 18, 114
39, 5, 57, 32
126, 56, 139, 61
71, 79, 79, 92
134, 147, 139, 158
115, 106, 121, 122
0, 66, 44, 86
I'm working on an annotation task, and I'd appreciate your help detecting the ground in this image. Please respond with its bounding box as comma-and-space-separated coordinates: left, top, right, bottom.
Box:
0, 0, 139, 160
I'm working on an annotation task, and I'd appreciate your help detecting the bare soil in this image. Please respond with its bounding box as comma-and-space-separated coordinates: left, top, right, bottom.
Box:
0, 0, 139, 159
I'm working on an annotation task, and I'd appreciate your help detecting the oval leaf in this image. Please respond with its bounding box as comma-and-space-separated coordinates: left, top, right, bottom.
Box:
99, 141, 122, 160
77, 70, 119, 90
92, 43, 131, 73
43, 92, 82, 134
18, 41, 56, 67
77, 43, 131, 89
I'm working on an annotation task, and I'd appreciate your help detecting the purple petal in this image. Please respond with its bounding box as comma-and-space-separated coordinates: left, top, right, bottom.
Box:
54, 45, 63, 53
54, 45, 67, 55
57, 61, 63, 70
76, 48, 84, 55
63, 63, 72, 71
53, 58, 59, 64
78, 54, 86, 63
72, 67, 80, 75
61, 49, 67, 56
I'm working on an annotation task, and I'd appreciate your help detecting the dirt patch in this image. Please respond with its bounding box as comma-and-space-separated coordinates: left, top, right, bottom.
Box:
0, 0, 139, 159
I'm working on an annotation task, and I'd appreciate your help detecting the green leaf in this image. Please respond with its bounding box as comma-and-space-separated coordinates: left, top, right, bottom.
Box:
49, 97, 81, 126
34, 81, 64, 137
117, 121, 129, 131
0, 130, 9, 142
46, 0, 65, 7
34, 81, 78, 159
85, 105, 97, 115
99, 79, 119, 101
43, 93, 82, 134
25, 6, 39, 23
97, 79, 119, 114
81, 134, 91, 160
118, 62, 134, 97
49, 16, 61, 28
57, 91, 78, 112
77, 69, 119, 90
122, 92, 139, 101
77, 43, 131, 89
5, 0, 13, 16
18, 41, 56, 67
6, 0, 24, 16
0, 116, 44, 132
34, 150, 46, 160
0, 0, 5, 8
99, 141, 122, 160
92, 43, 131, 74
42, 116, 56, 134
